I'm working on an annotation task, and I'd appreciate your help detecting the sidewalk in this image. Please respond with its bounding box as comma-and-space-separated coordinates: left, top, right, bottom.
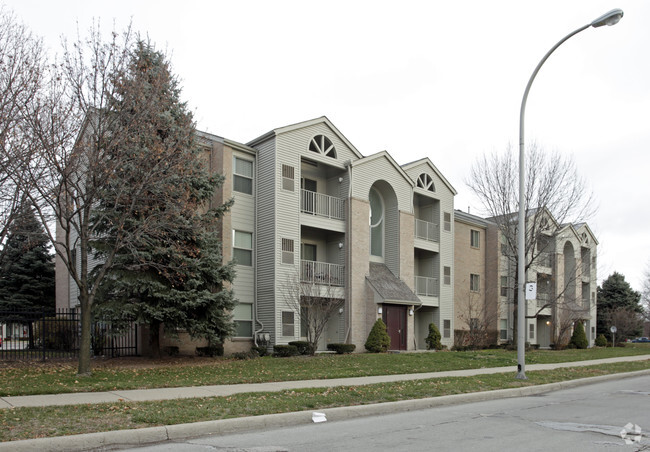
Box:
2, 354, 649, 409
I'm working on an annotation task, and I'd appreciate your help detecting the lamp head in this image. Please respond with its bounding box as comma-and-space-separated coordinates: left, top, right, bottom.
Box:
591, 8, 624, 28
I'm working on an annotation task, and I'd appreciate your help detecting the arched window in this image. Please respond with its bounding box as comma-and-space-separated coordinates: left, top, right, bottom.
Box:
369, 188, 384, 258
309, 135, 336, 158
416, 173, 435, 192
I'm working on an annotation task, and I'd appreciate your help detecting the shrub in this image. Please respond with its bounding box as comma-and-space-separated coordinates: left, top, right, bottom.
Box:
595, 334, 607, 347
165, 346, 179, 356
273, 344, 299, 357
231, 351, 256, 360
569, 322, 588, 349
425, 323, 443, 350
327, 343, 356, 354
196, 344, 224, 357
251, 345, 269, 357
365, 319, 391, 353
289, 340, 315, 355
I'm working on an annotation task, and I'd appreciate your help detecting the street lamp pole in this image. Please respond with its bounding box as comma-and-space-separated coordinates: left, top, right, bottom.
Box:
516, 8, 623, 380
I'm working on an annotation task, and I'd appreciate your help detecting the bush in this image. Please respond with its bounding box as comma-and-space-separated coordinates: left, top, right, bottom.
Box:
164, 346, 179, 356
273, 344, 299, 357
34, 317, 77, 351
425, 323, 443, 351
196, 344, 224, 357
251, 345, 269, 357
365, 319, 391, 353
569, 322, 588, 349
595, 334, 607, 347
289, 340, 315, 355
327, 343, 356, 354
231, 351, 256, 360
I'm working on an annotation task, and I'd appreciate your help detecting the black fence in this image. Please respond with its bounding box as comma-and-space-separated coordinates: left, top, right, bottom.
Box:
0, 308, 138, 361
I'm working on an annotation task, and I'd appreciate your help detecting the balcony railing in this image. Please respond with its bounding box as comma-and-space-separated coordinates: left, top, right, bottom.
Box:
415, 276, 439, 297
414, 219, 439, 243
536, 292, 550, 309
300, 260, 345, 287
301, 190, 345, 220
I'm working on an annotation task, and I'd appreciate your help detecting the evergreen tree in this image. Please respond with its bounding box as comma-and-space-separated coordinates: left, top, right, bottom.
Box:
0, 203, 55, 312
92, 41, 235, 357
364, 319, 391, 353
569, 321, 588, 349
425, 322, 443, 350
596, 272, 642, 335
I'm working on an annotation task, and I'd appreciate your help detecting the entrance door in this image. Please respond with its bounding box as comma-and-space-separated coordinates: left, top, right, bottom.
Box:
384, 305, 407, 350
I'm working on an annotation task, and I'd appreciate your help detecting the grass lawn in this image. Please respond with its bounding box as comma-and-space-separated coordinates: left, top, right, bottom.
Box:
1, 343, 649, 397
1, 360, 649, 443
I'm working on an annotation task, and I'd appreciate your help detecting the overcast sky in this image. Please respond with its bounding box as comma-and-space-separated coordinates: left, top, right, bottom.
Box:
4, 0, 649, 291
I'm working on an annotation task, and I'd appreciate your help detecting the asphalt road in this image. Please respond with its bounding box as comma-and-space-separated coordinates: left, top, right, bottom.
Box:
126, 374, 650, 452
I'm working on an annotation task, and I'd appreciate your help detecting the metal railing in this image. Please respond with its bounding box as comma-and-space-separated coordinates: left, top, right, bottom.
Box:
300, 260, 345, 287
537, 252, 552, 268
414, 219, 439, 243
415, 276, 439, 297
0, 308, 138, 361
536, 292, 550, 308
301, 190, 345, 220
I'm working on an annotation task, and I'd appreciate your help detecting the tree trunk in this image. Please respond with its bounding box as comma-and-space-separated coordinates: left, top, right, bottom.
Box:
149, 320, 161, 358
77, 299, 92, 376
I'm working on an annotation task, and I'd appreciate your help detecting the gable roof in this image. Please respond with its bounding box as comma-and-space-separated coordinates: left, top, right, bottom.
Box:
351, 151, 415, 188
366, 262, 421, 305
402, 157, 457, 195
246, 116, 363, 159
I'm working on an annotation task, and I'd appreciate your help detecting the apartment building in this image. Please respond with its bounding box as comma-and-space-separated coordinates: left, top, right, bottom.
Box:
229, 117, 457, 353
56, 116, 457, 353
485, 208, 598, 348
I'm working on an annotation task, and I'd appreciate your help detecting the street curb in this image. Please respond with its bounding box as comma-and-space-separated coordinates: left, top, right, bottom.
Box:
2, 368, 649, 451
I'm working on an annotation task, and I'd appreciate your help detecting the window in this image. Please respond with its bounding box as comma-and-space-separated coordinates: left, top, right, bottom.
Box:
281, 238, 294, 264
500, 319, 508, 340
282, 311, 295, 336
470, 230, 480, 248
302, 243, 316, 261
500, 276, 508, 297
369, 188, 384, 258
233, 303, 253, 337
529, 323, 535, 340
443, 319, 451, 338
416, 173, 435, 192
233, 230, 253, 266
501, 243, 509, 256
233, 157, 253, 194
443, 212, 451, 232
443, 266, 451, 285
591, 326, 595, 340
309, 135, 336, 158
301, 177, 317, 192
282, 164, 294, 191
470, 274, 480, 292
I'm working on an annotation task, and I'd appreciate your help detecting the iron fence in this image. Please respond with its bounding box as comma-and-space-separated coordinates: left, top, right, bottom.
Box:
0, 308, 138, 361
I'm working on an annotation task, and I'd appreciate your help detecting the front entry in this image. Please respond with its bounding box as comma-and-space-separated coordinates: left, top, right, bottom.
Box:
383, 304, 407, 350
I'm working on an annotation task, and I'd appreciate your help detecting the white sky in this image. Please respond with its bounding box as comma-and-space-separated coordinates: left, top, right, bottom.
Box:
4, 0, 649, 291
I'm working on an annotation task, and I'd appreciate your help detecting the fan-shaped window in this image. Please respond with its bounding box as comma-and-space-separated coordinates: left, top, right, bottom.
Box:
416, 173, 435, 192
309, 135, 336, 158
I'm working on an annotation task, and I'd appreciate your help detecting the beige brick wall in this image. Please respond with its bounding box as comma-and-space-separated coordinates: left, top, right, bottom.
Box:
348, 197, 371, 350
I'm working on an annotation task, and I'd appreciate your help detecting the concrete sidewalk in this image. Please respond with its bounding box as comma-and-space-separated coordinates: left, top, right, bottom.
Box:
2, 354, 649, 409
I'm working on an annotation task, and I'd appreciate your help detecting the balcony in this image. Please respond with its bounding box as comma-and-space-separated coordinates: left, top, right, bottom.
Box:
301, 190, 345, 221
300, 260, 345, 287
537, 252, 552, 268
415, 276, 439, 297
414, 219, 439, 243
536, 292, 551, 309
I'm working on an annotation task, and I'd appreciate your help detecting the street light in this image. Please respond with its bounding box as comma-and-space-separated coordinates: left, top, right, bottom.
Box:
516, 8, 623, 380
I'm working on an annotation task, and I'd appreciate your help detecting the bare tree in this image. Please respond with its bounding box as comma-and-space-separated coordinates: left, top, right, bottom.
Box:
642, 262, 650, 324
0, 7, 45, 261
604, 306, 644, 341
467, 143, 595, 341
282, 271, 344, 354
455, 280, 499, 349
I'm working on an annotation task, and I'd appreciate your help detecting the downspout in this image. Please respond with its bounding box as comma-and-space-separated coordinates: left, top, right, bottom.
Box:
253, 151, 263, 346
344, 160, 352, 343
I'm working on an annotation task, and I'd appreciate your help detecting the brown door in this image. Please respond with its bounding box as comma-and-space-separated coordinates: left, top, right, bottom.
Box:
384, 305, 407, 350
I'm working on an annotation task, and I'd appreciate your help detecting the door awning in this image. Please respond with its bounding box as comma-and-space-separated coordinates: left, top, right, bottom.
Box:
366, 262, 421, 306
